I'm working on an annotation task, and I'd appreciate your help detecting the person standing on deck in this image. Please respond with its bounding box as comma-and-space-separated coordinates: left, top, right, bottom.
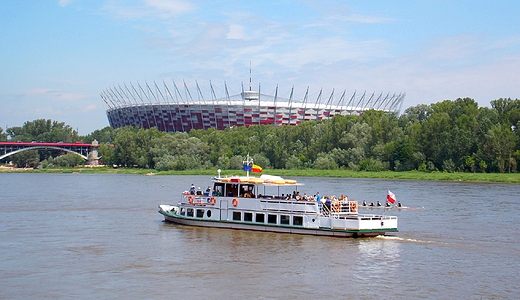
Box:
315, 192, 322, 202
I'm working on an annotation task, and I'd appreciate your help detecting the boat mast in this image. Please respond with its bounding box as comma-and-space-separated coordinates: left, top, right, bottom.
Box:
243, 153, 254, 178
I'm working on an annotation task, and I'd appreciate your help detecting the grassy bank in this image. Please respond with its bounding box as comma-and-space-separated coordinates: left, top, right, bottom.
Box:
2, 166, 519, 184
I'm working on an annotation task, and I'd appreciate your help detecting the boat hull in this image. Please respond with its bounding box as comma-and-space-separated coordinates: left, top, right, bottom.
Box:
159, 208, 397, 238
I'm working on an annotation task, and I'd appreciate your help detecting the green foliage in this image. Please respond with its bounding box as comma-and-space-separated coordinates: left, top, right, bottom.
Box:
11, 150, 39, 168
4, 97, 520, 174
46, 153, 84, 167
312, 153, 338, 170
359, 158, 386, 172
98, 144, 115, 166
84, 126, 115, 144
285, 155, 304, 169
0, 127, 6, 142
228, 155, 245, 170
6, 119, 79, 143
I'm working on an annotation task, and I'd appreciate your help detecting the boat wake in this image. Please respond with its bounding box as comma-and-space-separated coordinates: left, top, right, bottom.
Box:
375, 235, 446, 245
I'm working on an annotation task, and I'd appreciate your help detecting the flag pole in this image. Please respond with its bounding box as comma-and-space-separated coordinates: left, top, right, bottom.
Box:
243, 153, 253, 178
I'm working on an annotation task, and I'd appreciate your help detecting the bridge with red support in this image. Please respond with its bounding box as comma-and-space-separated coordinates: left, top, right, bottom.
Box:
0, 141, 101, 165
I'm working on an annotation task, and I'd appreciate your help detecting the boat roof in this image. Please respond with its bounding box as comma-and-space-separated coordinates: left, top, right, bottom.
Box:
212, 174, 304, 186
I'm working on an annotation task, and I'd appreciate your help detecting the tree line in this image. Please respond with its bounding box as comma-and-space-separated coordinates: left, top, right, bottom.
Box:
2, 97, 519, 173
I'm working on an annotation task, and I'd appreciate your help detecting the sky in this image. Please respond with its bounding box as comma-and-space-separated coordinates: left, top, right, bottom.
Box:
1, 0, 519, 135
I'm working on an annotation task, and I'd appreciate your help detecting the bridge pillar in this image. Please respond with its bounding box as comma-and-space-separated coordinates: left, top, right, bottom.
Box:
88, 140, 100, 166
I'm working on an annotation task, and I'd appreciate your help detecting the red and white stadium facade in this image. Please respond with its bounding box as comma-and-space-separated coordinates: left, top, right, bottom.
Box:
101, 81, 405, 132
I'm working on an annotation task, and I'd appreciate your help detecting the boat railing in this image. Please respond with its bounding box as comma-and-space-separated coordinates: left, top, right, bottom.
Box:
319, 200, 358, 217
181, 194, 215, 205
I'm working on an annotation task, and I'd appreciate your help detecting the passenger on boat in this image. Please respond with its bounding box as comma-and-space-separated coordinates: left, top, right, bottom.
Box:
196, 187, 202, 195
369, 201, 374, 207
362, 200, 367, 206
385, 201, 391, 207
315, 192, 322, 202
204, 186, 211, 196
325, 197, 332, 211
376, 201, 382, 206
189, 184, 196, 195
397, 201, 402, 207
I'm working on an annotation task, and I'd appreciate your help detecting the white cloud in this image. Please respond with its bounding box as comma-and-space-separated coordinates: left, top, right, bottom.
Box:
79, 105, 97, 113
227, 24, 246, 39
103, 0, 195, 20
24, 88, 85, 102
58, 0, 73, 7
145, 0, 194, 17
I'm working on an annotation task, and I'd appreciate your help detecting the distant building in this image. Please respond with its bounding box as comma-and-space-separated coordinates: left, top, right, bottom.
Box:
101, 81, 405, 132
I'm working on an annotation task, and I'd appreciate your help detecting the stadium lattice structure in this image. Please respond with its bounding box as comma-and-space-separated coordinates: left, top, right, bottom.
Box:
101, 81, 405, 132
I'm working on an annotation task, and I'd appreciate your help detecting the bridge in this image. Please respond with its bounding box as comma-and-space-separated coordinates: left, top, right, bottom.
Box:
0, 140, 101, 165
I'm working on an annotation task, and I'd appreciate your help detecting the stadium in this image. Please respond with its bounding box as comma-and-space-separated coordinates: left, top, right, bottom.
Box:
101, 81, 405, 132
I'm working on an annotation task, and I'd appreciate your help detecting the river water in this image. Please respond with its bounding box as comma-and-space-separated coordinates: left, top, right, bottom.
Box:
0, 173, 518, 299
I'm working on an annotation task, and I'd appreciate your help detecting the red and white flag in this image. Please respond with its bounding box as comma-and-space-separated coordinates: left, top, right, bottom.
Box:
387, 190, 396, 204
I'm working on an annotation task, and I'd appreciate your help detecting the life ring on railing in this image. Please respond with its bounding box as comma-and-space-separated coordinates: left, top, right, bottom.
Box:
350, 202, 358, 212
209, 197, 216, 205
232, 198, 239, 207
332, 202, 340, 212
188, 196, 194, 204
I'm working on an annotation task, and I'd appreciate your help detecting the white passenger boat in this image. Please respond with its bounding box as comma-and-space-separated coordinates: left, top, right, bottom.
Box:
158, 169, 398, 238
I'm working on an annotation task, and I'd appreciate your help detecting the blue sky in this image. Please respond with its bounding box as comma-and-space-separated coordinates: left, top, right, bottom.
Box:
1, 0, 519, 135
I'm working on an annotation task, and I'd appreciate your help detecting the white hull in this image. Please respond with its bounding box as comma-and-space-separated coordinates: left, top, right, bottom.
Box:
161, 213, 394, 238
159, 200, 398, 238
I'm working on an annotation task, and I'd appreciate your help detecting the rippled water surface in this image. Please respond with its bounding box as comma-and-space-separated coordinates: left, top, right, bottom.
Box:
1, 173, 518, 299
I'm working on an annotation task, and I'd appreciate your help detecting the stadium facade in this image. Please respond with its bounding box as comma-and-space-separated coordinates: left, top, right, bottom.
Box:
101, 81, 405, 132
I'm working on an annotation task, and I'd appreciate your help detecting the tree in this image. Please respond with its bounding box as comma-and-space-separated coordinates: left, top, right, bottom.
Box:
98, 143, 115, 166
7, 119, 79, 143
48, 153, 84, 167
11, 150, 39, 168
112, 127, 139, 167
0, 127, 6, 142
482, 124, 516, 172
150, 132, 210, 170
84, 126, 115, 144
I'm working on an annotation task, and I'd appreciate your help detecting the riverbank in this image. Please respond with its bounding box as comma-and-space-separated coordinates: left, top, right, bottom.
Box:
1, 166, 519, 184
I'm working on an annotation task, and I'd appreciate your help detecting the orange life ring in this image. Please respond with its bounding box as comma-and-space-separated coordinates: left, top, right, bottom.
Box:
209, 197, 216, 205
232, 198, 239, 207
350, 202, 358, 212
188, 196, 194, 204
332, 202, 340, 212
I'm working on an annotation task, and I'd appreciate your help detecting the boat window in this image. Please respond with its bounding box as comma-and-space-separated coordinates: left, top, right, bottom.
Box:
226, 184, 239, 197
293, 216, 303, 226
187, 208, 194, 217
233, 211, 241, 221
267, 214, 277, 224
207, 210, 212, 218
244, 212, 253, 222
256, 213, 265, 223
180, 208, 186, 216
213, 183, 224, 196
240, 184, 256, 198
196, 209, 204, 218
280, 215, 290, 225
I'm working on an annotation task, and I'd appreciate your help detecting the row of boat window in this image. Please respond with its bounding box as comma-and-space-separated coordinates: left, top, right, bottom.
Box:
179, 207, 304, 226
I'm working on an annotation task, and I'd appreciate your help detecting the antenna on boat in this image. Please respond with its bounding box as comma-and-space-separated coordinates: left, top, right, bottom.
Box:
243, 153, 254, 178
